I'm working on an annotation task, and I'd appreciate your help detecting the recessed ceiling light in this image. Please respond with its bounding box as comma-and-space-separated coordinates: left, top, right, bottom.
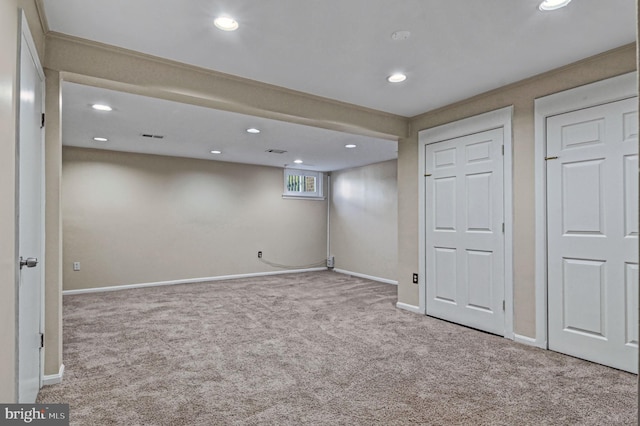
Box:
214, 16, 239, 31
539, 0, 571, 11
246, 128, 260, 134
345, 144, 357, 149
294, 159, 303, 164
93, 137, 108, 142
387, 73, 407, 83
210, 150, 222, 154
91, 104, 112, 111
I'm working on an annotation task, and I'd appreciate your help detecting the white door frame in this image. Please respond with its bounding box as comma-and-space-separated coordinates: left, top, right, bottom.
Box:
16, 9, 46, 398
533, 72, 638, 349
418, 106, 514, 339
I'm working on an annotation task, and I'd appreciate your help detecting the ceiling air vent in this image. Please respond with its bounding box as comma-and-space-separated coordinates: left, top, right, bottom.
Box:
141, 133, 164, 139
266, 149, 287, 154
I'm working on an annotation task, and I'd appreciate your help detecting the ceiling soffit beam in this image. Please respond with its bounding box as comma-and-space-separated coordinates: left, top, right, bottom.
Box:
44, 32, 408, 141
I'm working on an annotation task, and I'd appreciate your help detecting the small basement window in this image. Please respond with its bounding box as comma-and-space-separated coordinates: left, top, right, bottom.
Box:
283, 169, 324, 200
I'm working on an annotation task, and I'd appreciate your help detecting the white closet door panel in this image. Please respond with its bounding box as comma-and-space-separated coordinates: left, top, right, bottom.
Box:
547, 97, 638, 373
425, 128, 505, 335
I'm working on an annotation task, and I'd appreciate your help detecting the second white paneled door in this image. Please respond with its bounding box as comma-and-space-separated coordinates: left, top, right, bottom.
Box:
425, 128, 505, 335
546, 97, 638, 373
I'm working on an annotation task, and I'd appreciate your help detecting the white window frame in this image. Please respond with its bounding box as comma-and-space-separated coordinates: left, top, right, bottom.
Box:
283, 169, 324, 200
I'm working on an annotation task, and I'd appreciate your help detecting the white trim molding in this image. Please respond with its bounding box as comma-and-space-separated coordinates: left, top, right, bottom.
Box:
42, 364, 65, 386
514, 334, 545, 349
417, 106, 515, 340
333, 269, 398, 285
533, 72, 638, 350
396, 302, 424, 315
63, 268, 327, 295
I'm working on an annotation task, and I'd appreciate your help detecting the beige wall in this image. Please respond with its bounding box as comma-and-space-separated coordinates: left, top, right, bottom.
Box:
62, 147, 328, 290
0, 0, 45, 403
396, 135, 420, 305
330, 160, 397, 282
44, 69, 63, 375
398, 43, 638, 338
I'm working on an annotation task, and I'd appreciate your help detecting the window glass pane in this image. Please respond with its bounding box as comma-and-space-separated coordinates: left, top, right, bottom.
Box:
287, 175, 302, 192
304, 176, 315, 192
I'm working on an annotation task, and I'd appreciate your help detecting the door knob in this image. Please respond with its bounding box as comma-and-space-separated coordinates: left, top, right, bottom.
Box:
19, 257, 38, 269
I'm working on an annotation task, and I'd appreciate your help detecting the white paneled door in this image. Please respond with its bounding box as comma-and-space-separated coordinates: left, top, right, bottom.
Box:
425, 128, 505, 335
18, 15, 45, 402
547, 97, 638, 373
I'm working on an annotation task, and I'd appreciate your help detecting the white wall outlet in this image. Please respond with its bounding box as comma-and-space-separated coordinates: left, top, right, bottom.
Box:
73, 262, 80, 271
327, 256, 335, 268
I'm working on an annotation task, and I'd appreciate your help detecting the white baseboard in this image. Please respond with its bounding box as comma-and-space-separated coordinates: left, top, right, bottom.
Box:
42, 364, 64, 386
333, 269, 398, 285
63, 268, 328, 295
514, 334, 546, 349
395, 302, 424, 315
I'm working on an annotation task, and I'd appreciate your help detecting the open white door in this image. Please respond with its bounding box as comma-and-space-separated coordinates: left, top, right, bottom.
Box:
17, 12, 45, 403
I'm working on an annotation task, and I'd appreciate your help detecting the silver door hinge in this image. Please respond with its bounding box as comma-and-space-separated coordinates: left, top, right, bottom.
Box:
502, 300, 505, 312
501, 145, 504, 156
39, 333, 44, 349
502, 223, 505, 233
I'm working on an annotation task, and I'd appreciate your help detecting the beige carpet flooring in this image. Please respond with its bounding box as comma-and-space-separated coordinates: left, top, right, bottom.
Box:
37, 271, 637, 425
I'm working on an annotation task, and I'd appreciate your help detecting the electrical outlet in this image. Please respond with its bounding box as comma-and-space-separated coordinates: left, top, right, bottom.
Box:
73, 262, 81, 271
412, 273, 418, 284
257, 251, 262, 258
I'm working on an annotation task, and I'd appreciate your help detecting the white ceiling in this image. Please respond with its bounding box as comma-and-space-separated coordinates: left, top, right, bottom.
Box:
62, 82, 397, 172
42, 0, 636, 170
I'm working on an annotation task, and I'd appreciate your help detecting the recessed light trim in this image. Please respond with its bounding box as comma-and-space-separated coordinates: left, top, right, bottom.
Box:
214, 16, 239, 31
210, 150, 222, 154
246, 128, 260, 134
391, 30, 411, 41
539, 0, 571, 11
92, 104, 112, 111
345, 144, 357, 149
294, 159, 303, 164
93, 137, 108, 142
387, 73, 407, 83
